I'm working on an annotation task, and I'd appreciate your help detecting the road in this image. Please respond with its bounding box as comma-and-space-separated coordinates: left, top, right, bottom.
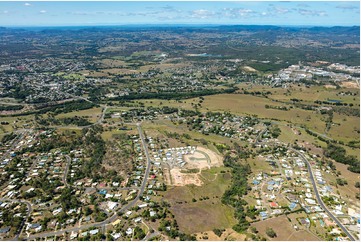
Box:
26, 123, 152, 240
255, 128, 267, 145
290, 148, 356, 241
63, 155, 71, 187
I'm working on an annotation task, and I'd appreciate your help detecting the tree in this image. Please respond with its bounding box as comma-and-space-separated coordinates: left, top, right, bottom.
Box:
266, 227, 277, 238
212, 228, 224, 237
134, 226, 146, 239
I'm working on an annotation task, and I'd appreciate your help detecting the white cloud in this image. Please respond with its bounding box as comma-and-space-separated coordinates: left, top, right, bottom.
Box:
298, 9, 328, 17
222, 8, 256, 18
39, 10, 47, 14
190, 9, 215, 19
336, 4, 358, 10
24, 3, 31, 6
274, 7, 290, 14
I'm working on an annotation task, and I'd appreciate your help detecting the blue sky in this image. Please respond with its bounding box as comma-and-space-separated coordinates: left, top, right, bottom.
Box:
0, 1, 359, 27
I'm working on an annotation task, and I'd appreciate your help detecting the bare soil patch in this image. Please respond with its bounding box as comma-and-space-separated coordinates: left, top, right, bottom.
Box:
324, 84, 337, 89
242, 66, 258, 72
340, 81, 359, 88
170, 168, 203, 186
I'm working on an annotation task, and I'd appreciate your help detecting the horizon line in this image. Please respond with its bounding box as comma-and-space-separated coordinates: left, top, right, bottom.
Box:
2, 23, 360, 28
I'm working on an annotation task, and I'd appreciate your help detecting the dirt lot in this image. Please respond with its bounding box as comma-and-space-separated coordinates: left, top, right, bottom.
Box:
252, 215, 321, 241
242, 66, 258, 72
340, 81, 359, 88
170, 168, 203, 186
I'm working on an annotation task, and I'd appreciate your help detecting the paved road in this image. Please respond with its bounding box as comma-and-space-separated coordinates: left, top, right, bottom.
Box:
26, 123, 152, 240
195, 149, 211, 167
290, 148, 356, 241
63, 155, 71, 187
255, 128, 267, 145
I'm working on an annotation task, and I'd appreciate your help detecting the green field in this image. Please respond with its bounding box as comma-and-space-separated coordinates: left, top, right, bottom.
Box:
55, 107, 102, 123
0, 115, 34, 134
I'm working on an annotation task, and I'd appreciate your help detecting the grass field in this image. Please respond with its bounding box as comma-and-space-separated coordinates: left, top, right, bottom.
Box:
323, 162, 360, 207
248, 157, 274, 174
327, 113, 359, 143
252, 215, 320, 241
0, 115, 34, 134
55, 107, 102, 123
196, 228, 247, 241
163, 167, 236, 234
101, 129, 129, 141
200, 94, 326, 133
253, 84, 361, 106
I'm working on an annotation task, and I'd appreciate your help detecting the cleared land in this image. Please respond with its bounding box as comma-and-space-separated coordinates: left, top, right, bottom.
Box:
170, 168, 203, 186
252, 215, 320, 241
163, 167, 236, 234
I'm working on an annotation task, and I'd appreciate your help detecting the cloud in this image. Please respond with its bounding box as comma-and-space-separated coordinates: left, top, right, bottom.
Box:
39, 10, 47, 14
298, 9, 328, 17
190, 9, 215, 19
24, 3, 31, 6
274, 7, 291, 14
2, 10, 9, 14
336, 4, 358, 10
221, 8, 257, 18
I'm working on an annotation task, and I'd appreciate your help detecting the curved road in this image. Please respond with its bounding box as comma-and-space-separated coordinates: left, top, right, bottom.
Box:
25, 123, 152, 240
290, 148, 356, 241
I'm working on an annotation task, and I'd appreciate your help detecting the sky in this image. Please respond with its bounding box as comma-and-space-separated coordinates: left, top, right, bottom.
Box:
0, 1, 359, 27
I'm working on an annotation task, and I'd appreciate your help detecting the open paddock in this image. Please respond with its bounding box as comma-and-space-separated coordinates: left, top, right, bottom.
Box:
252, 215, 320, 241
